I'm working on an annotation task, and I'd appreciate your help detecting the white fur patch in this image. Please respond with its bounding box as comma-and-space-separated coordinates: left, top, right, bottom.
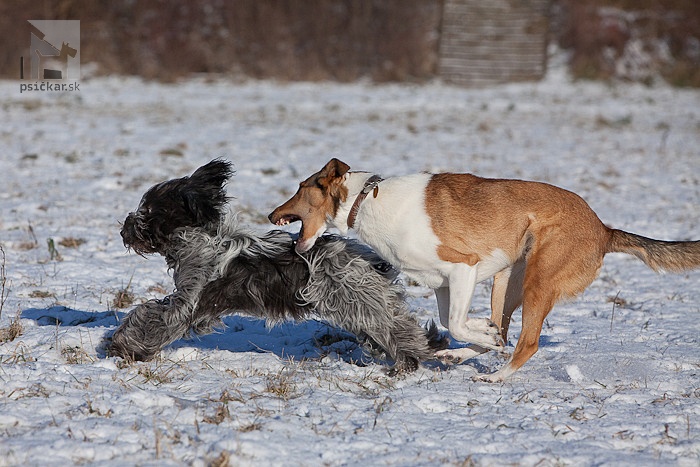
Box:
296, 224, 328, 254
333, 173, 513, 289
349, 174, 447, 288
475, 248, 512, 282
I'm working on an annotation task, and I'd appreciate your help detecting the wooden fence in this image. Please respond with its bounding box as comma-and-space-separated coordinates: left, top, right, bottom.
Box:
439, 0, 551, 86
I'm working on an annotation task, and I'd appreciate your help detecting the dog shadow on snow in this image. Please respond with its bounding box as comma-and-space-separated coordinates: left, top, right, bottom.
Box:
21, 305, 376, 367
21, 306, 561, 372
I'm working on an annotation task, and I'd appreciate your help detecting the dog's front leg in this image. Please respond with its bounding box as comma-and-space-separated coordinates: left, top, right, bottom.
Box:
435, 286, 450, 328
435, 264, 504, 364
436, 291, 490, 365
110, 300, 186, 361
435, 264, 503, 365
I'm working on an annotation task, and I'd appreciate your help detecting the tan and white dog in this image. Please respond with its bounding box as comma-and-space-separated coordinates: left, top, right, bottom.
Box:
269, 158, 700, 381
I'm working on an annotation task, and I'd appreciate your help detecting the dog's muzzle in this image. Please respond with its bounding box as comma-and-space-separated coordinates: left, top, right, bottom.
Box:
120, 212, 165, 256
120, 213, 137, 248
120, 212, 157, 255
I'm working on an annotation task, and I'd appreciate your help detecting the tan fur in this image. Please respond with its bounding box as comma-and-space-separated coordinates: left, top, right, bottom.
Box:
271, 159, 349, 246
425, 173, 698, 376
271, 159, 700, 379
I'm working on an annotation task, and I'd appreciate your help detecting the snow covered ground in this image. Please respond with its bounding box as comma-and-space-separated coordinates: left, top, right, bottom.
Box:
0, 68, 699, 465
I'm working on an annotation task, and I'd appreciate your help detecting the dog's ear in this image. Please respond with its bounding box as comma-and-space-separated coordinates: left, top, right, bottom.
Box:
190, 159, 234, 192
182, 190, 222, 227
183, 159, 233, 226
317, 158, 350, 188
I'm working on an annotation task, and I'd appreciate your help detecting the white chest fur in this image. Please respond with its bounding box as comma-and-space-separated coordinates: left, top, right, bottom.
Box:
341, 173, 511, 288
349, 174, 446, 287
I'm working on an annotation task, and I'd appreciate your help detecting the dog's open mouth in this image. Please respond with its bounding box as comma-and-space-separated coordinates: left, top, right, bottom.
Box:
274, 214, 301, 227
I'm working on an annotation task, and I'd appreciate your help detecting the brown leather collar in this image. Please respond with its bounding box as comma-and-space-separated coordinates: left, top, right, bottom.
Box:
347, 175, 383, 229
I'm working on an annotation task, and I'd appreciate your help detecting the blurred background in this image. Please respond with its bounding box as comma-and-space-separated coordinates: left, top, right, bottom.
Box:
2, 0, 698, 87
1, 5, 699, 463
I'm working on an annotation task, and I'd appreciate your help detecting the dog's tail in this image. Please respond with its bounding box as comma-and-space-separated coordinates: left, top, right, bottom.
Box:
606, 229, 700, 273
424, 320, 449, 352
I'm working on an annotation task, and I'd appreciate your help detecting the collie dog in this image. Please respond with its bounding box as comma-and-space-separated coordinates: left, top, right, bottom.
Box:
269, 158, 699, 381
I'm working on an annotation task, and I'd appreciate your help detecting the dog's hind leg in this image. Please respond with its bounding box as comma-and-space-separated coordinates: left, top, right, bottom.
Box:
477, 242, 602, 382
490, 258, 525, 344
343, 301, 434, 373
361, 311, 444, 374
477, 281, 553, 382
326, 281, 446, 373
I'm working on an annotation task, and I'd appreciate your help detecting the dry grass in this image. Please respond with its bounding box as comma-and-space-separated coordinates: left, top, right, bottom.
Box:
7, 383, 50, 400
29, 290, 54, 299
61, 345, 95, 364
147, 284, 169, 296
0, 245, 21, 344
84, 395, 114, 418
1, 343, 35, 364
208, 451, 232, 467
58, 237, 87, 248
14, 223, 39, 252
113, 288, 135, 309
113, 274, 136, 309
0, 244, 7, 319
265, 366, 300, 401
46, 238, 63, 262
0, 314, 23, 343
136, 363, 176, 386
238, 421, 263, 433
158, 149, 184, 157
201, 403, 230, 425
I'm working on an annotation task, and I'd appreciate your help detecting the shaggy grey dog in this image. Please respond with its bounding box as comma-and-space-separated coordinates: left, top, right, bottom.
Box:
110, 160, 447, 373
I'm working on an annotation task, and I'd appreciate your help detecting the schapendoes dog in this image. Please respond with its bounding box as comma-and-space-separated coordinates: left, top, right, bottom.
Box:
269, 158, 700, 381
110, 160, 447, 373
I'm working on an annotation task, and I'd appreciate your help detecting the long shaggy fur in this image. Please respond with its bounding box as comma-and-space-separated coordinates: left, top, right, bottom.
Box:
607, 229, 700, 273
111, 160, 446, 373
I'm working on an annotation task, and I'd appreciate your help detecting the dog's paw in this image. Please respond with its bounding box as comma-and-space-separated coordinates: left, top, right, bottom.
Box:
435, 345, 489, 365
449, 318, 505, 351
387, 356, 419, 376
464, 318, 501, 336
472, 362, 514, 383
472, 372, 503, 383
435, 349, 464, 365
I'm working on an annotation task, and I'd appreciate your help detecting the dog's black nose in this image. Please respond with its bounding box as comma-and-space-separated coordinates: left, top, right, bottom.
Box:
120, 214, 135, 245
120, 229, 129, 247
